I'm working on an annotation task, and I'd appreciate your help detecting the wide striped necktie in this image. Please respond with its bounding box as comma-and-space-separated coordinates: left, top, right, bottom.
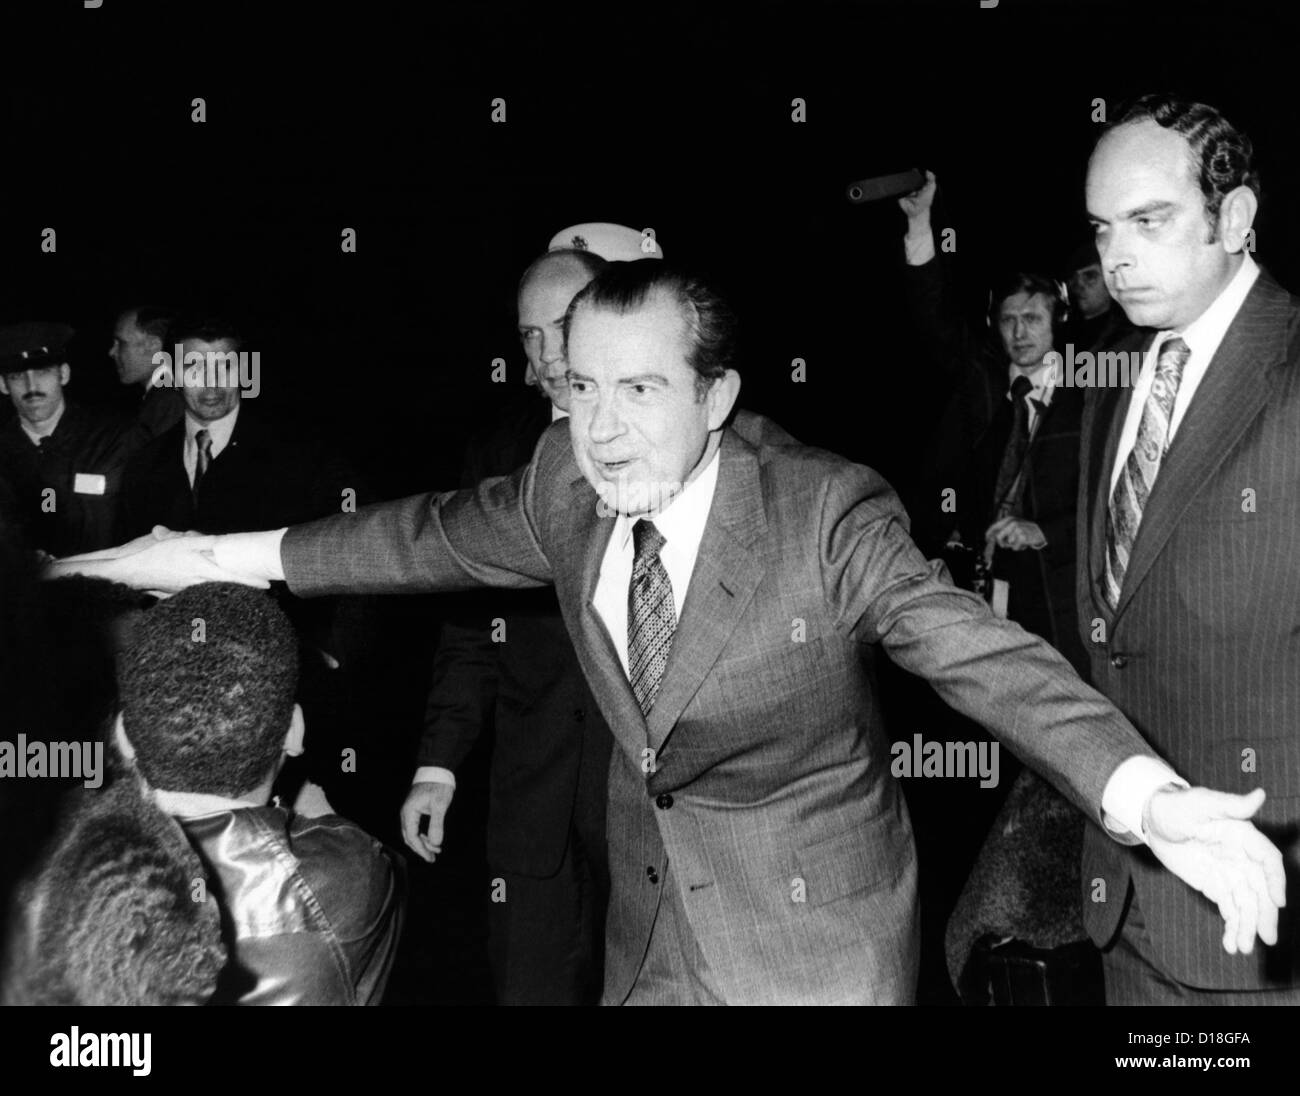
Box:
1102, 336, 1190, 610
628, 519, 675, 716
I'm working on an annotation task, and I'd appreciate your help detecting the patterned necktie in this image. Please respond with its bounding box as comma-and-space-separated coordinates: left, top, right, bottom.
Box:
193, 428, 213, 500
628, 519, 675, 716
1103, 336, 1191, 610
992, 374, 1034, 520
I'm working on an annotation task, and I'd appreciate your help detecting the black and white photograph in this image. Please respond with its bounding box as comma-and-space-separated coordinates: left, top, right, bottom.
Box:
0, 0, 1295, 1080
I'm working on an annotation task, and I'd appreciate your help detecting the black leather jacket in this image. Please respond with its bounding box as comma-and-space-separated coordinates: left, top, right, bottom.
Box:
179, 804, 404, 1005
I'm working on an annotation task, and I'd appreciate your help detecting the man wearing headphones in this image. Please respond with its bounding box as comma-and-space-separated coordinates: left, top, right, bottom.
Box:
897, 171, 1098, 1004
899, 170, 1087, 675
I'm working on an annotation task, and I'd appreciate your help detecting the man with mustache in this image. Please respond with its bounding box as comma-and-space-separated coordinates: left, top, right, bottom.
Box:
0, 322, 133, 557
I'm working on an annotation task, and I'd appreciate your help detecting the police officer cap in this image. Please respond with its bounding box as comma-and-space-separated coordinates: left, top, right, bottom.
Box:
547, 223, 664, 262
0, 322, 75, 374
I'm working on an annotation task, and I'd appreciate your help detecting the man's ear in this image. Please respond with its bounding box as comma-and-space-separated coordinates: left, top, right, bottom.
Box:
58, 363, 70, 388
1218, 185, 1259, 254
283, 703, 305, 757
705, 369, 742, 431
112, 711, 137, 765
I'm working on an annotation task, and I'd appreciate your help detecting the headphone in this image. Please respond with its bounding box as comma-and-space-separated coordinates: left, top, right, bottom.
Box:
985, 276, 1070, 335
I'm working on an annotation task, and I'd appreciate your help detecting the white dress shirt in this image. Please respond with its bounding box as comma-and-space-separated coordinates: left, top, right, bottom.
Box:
1008, 358, 1058, 435
592, 447, 720, 676
184, 402, 240, 488
1109, 254, 1259, 498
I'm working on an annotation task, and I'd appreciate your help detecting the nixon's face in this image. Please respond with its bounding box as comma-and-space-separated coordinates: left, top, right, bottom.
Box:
1087, 120, 1236, 331
518, 267, 593, 413
997, 292, 1055, 369
0, 364, 69, 426
180, 338, 242, 422
564, 293, 736, 516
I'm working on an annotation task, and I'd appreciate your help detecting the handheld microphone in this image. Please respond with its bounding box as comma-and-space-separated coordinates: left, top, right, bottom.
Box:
846, 168, 925, 204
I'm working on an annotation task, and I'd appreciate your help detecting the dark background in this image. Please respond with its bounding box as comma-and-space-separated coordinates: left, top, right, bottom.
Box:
4, 0, 1296, 499
1, 0, 1295, 1005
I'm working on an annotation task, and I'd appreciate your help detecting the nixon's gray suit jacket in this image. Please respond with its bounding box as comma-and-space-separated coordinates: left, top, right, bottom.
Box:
281, 410, 1153, 1004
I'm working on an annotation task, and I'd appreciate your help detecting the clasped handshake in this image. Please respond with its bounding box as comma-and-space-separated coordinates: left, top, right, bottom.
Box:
48, 524, 274, 596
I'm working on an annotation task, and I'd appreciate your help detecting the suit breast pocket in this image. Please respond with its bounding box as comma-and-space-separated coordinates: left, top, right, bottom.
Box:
1168, 513, 1300, 632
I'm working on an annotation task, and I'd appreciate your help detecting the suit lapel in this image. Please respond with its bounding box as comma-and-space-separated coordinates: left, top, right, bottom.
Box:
645, 429, 767, 754
1113, 274, 1290, 618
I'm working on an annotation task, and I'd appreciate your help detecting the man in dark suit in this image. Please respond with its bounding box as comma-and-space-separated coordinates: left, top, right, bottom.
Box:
402, 242, 620, 1004
60, 262, 1285, 1005
900, 174, 1089, 673
1063, 241, 1135, 355
0, 323, 134, 557
117, 316, 357, 539
1080, 94, 1300, 1003
116, 314, 367, 809
108, 305, 183, 450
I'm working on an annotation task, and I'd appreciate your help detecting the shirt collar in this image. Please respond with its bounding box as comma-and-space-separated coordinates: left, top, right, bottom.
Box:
185, 401, 240, 447
152, 787, 268, 819
1007, 358, 1058, 405
613, 444, 722, 554
1169, 252, 1259, 363
19, 400, 66, 445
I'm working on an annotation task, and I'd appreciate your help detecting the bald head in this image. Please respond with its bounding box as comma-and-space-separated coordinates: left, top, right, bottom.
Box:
517, 249, 607, 411
517, 249, 607, 303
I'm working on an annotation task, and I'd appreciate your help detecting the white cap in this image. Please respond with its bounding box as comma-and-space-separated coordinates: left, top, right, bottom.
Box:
547, 222, 664, 262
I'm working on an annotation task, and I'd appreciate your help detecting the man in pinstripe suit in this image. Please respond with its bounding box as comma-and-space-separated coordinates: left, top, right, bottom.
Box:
1082, 94, 1300, 1003
54, 261, 1286, 1005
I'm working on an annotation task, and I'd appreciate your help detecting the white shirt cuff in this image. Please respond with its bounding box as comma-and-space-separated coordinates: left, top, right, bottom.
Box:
413, 766, 456, 788
904, 225, 936, 266
212, 528, 288, 583
1100, 755, 1188, 845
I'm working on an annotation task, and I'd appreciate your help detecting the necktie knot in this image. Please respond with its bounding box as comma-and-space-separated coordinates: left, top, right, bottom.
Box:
632, 519, 666, 565
1009, 374, 1033, 401
1155, 335, 1191, 383
196, 428, 212, 455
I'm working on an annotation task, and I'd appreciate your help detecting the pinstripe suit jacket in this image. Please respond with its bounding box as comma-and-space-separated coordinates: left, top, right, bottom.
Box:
281, 410, 1153, 1004
1078, 271, 1300, 991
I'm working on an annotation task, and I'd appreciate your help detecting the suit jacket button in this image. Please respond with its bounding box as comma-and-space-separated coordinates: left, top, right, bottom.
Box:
1110, 653, 1129, 668
573, 707, 585, 722
655, 793, 673, 810
646, 866, 659, 885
